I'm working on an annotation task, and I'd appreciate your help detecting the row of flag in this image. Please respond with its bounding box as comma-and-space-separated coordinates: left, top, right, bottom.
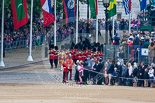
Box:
10, 0, 149, 30
89, 0, 148, 18
11, 0, 76, 30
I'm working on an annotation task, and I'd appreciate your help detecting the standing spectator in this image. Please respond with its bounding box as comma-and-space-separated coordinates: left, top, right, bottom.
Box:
77, 61, 84, 84
148, 42, 155, 63
121, 63, 128, 86
143, 68, 149, 87
92, 60, 98, 85
120, 19, 125, 30
148, 66, 154, 87
134, 48, 139, 63
83, 59, 89, 85
36, 34, 41, 46
74, 60, 80, 82
143, 39, 150, 48
126, 63, 133, 86
132, 63, 138, 87
104, 63, 109, 85
96, 59, 104, 85
108, 60, 115, 85
137, 62, 145, 87
113, 33, 120, 45
133, 33, 140, 45
128, 34, 134, 43
116, 61, 122, 85
109, 23, 113, 41
116, 20, 120, 30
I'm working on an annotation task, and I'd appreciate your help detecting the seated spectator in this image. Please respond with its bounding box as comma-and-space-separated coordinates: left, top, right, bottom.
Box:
111, 67, 118, 85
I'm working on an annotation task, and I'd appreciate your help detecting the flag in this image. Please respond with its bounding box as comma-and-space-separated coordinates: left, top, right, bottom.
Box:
129, 0, 131, 11
40, 0, 55, 27
89, 0, 98, 18
63, 0, 76, 25
139, 0, 147, 11
11, 0, 28, 30
123, 0, 131, 15
108, 0, 117, 18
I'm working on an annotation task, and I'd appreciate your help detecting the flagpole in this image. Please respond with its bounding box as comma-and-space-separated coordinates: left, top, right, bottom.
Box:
96, 14, 98, 43
76, 0, 79, 44
54, 0, 56, 46
27, 0, 34, 61
0, 0, 5, 67
112, 16, 115, 39
129, 12, 131, 34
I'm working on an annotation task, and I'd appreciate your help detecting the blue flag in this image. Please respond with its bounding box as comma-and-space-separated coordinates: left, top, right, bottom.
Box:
139, 0, 147, 11
63, 0, 76, 25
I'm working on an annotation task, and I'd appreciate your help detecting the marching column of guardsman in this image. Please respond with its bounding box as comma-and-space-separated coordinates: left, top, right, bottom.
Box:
48, 38, 104, 84
70, 38, 104, 84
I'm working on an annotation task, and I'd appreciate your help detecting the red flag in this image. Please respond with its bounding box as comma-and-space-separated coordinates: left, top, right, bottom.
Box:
96, 0, 98, 15
129, 0, 131, 11
40, 0, 55, 27
11, 0, 28, 30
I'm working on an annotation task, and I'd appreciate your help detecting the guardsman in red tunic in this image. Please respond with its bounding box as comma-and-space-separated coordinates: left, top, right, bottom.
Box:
83, 52, 86, 61
88, 50, 92, 59
49, 45, 55, 69
99, 51, 103, 59
54, 46, 59, 68
75, 50, 79, 62
62, 58, 68, 83
85, 50, 88, 58
71, 49, 75, 62
78, 51, 83, 61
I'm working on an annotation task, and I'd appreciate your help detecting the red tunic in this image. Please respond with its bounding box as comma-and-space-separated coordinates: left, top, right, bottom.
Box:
62, 62, 68, 72
49, 50, 55, 59
66, 59, 73, 69
78, 53, 83, 61
54, 51, 58, 60
99, 52, 103, 57
85, 51, 88, 57
71, 50, 74, 60
75, 53, 79, 60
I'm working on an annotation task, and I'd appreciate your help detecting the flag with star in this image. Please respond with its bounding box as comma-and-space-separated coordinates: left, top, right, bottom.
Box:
11, 0, 28, 30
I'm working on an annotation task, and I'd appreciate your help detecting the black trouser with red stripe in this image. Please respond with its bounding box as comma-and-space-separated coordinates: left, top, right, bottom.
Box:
54, 59, 58, 68
67, 69, 72, 80
50, 59, 53, 68
63, 71, 68, 82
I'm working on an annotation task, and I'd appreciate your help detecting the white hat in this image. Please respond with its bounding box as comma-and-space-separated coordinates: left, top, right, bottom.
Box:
76, 60, 80, 64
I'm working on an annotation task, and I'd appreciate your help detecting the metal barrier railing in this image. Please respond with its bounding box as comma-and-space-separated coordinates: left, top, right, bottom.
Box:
103, 45, 154, 64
